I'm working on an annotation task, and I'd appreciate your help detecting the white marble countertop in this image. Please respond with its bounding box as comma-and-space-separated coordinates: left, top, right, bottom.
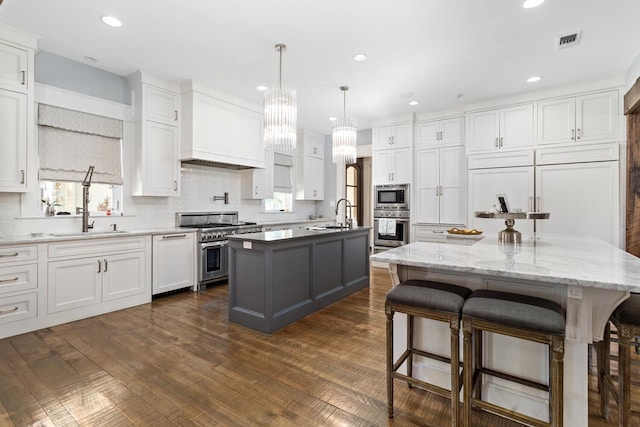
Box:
228, 226, 369, 242
0, 227, 196, 245
370, 233, 640, 292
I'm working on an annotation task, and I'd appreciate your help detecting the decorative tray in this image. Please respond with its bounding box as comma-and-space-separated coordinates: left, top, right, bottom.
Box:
447, 228, 483, 235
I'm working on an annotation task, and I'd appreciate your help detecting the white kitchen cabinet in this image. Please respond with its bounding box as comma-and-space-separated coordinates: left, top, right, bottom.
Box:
467, 166, 535, 235
0, 89, 27, 191
129, 72, 181, 197
537, 90, 620, 146
152, 232, 195, 295
415, 117, 463, 147
467, 104, 534, 152
241, 149, 274, 199
0, 244, 38, 327
47, 236, 149, 314
414, 146, 465, 225
296, 130, 324, 200
535, 155, 619, 246
0, 42, 28, 92
181, 81, 264, 169
373, 148, 411, 185
373, 123, 411, 149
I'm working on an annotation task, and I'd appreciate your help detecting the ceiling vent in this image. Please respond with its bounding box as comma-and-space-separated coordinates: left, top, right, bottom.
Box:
555, 31, 582, 50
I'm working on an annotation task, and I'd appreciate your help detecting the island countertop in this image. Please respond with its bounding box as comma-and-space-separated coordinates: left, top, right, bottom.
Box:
370, 233, 640, 293
227, 226, 371, 243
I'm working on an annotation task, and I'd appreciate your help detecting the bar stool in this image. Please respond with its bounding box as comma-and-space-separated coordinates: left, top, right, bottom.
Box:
461, 290, 565, 427
597, 293, 640, 426
385, 279, 471, 426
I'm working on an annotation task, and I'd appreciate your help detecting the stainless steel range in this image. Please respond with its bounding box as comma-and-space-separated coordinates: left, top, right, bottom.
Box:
176, 211, 261, 285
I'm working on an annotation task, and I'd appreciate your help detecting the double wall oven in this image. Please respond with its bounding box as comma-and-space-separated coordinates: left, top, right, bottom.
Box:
373, 184, 409, 251
176, 212, 261, 285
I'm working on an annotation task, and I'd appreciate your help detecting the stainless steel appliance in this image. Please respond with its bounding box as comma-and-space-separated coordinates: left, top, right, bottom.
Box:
176, 211, 261, 285
375, 184, 409, 210
373, 209, 410, 249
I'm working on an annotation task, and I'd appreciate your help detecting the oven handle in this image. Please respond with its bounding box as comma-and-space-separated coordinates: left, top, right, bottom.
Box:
201, 240, 228, 249
374, 218, 410, 222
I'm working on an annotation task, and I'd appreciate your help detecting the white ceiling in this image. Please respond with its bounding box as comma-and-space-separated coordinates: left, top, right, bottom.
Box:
1, 0, 640, 134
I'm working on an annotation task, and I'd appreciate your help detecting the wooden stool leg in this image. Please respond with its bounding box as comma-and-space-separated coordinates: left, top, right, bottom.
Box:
599, 322, 611, 420
550, 336, 564, 427
407, 314, 414, 387
386, 307, 394, 418
618, 323, 632, 427
473, 327, 483, 401
462, 317, 473, 427
450, 316, 461, 427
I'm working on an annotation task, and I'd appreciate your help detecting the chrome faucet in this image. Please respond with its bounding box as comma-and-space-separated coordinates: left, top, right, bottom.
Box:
76, 166, 95, 232
335, 198, 354, 228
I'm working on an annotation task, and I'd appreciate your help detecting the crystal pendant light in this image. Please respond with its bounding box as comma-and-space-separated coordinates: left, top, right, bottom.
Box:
332, 86, 357, 164
264, 44, 297, 151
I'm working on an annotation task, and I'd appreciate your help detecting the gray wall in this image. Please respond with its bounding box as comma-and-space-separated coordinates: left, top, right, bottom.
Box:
35, 51, 131, 105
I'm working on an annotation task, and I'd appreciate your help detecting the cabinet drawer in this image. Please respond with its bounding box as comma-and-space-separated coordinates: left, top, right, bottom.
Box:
536, 142, 619, 166
0, 245, 37, 264
413, 225, 449, 242
48, 236, 147, 258
0, 292, 37, 325
0, 263, 37, 295
467, 150, 534, 169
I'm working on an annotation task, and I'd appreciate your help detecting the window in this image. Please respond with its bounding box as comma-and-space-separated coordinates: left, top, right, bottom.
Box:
346, 161, 363, 225
264, 153, 294, 212
37, 104, 124, 216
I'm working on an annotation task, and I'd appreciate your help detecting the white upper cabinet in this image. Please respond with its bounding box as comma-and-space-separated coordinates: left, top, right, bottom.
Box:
129, 72, 181, 197
415, 117, 463, 147
467, 104, 534, 152
241, 150, 274, 199
0, 42, 28, 92
0, 90, 27, 191
414, 146, 465, 225
373, 123, 411, 149
295, 130, 324, 200
181, 81, 264, 169
537, 90, 620, 146
373, 148, 411, 185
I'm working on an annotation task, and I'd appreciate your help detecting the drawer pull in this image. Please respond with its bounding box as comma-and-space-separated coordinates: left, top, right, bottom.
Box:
432, 230, 445, 234
0, 252, 19, 258
0, 277, 19, 283
163, 234, 187, 239
0, 306, 19, 315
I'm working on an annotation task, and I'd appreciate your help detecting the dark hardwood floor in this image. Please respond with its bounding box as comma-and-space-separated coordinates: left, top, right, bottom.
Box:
0, 268, 635, 426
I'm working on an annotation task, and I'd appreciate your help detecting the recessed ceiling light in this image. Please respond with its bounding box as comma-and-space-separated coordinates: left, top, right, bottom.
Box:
84, 56, 98, 63
352, 54, 367, 62
256, 85, 266, 91
408, 101, 419, 106
527, 75, 542, 83
329, 116, 337, 121
523, 0, 545, 8
101, 16, 122, 28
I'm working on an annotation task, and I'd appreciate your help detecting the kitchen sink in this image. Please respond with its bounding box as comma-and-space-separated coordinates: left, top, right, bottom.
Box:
49, 230, 131, 238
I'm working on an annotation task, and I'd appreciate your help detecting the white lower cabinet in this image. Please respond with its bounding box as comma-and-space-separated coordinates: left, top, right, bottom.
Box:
152, 233, 195, 295
0, 244, 39, 328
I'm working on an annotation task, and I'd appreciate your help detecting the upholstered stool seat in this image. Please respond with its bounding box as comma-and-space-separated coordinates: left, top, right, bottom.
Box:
597, 293, 640, 426
462, 290, 565, 427
386, 280, 472, 426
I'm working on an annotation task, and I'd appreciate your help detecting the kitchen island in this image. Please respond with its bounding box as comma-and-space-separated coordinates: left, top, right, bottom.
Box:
370, 234, 640, 427
227, 227, 370, 333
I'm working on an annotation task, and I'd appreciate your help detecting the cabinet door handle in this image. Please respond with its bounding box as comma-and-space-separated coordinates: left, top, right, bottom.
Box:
499, 137, 503, 148
174, 110, 178, 121
174, 180, 178, 191
97, 260, 102, 273
21, 70, 25, 85
495, 137, 499, 147
20, 169, 25, 184
528, 196, 534, 212
576, 128, 581, 140
0, 277, 19, 283
0, 306, 18, 315
163, 234, 187, 239
0, 253, 19, 258
536, 196, 542, 212
571, 129, 575, 140
104, 259, 108, 272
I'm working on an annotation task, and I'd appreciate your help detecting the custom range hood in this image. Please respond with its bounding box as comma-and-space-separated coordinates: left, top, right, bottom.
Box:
180, 80, 266, 170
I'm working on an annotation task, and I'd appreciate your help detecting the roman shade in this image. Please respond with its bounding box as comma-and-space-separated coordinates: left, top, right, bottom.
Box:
273, 153, 293, 191
38, 104, 124, 184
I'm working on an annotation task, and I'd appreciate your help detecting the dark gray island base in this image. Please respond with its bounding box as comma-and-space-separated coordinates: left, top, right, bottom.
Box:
227, 227, 370, 333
